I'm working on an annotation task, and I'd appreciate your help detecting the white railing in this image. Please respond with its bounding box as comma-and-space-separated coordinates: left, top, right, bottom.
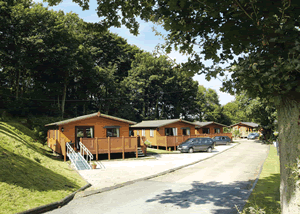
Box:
79, 141, 93, 166
66, 142, 79, 170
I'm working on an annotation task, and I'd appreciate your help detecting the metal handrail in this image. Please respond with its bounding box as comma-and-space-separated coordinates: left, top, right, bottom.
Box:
66, 142, 79, 170
79, 141, 93, 166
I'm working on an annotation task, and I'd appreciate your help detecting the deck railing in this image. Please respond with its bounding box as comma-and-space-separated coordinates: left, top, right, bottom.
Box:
153, 133, 232, 150
81, 136, 139, 160
79, 141, 93, 166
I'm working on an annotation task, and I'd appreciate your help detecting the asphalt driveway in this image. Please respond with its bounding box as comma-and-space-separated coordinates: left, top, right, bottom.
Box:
75, 142, 239, 197
48, 140, 269, 214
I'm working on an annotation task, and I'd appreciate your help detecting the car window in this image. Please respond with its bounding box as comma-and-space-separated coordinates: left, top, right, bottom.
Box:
215, 136, 220, 140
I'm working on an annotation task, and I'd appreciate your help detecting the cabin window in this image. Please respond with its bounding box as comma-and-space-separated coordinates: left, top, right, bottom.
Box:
106, 128, 120, 137
76, 127, 94, 139
137, 130, 139, 136
182, 128, 190, 136
142, 129, 146, 137
75, 126, 95, 149
214, 128, 220, 134
165, 128, 177, 136
129, 130, 134, 136
150, 129, 154, 137
202, 128, 210, 134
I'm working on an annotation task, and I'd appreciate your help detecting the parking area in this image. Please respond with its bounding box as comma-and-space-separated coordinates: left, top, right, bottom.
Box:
76, 143, 239, 196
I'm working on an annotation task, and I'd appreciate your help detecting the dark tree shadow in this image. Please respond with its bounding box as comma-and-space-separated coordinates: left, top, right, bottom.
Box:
145, 175, 280, 214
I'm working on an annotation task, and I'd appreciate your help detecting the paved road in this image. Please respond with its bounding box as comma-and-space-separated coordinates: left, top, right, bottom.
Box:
48, 141, 269, 214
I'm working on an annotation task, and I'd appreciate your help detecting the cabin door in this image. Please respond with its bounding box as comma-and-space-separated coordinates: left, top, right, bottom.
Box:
75, 126, 94, 150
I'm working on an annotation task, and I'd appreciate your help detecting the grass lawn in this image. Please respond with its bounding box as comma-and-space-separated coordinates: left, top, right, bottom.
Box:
147, 147, 175, 154
242, 145, 280, 214
0, 121, 86, 214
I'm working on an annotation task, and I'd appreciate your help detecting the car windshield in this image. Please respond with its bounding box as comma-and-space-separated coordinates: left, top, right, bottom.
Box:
182, 138, 195, 144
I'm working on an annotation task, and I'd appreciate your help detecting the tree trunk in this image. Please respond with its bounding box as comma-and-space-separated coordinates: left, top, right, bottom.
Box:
155, 97, 159, 119
61, 78, 67, 118
15, 69, 21, 100
278, 96, 300, 213
57, 95, 60, 110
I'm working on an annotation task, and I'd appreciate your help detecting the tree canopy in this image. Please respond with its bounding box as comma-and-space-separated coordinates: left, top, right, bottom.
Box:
42, 0, 300, 212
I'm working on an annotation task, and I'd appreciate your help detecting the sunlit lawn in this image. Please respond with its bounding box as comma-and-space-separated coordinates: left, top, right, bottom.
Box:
242, 145, 280, 214
0, 121, 86, 214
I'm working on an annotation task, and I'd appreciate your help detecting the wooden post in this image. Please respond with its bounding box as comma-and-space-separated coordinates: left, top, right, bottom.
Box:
62, 138, 66, 162
165, 136, 168, 151
174, 136, 176, 151
108, 137, 111, 160
80, 138, 83, 153
95, 137, 98, 161
136, 137, 138, 158
122, 136, 125, 159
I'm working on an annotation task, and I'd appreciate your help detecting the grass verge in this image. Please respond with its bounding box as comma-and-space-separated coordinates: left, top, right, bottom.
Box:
242, 145, 280, 214
147, 147, 175, 154
0, 121, 86, 214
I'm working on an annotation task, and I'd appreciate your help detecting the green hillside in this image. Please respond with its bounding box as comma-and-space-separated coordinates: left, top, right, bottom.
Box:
0, 121, 86, 214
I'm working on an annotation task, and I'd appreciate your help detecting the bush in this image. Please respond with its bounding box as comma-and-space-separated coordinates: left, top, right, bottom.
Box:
232, 129, 240, 138
24, 116, 61, 144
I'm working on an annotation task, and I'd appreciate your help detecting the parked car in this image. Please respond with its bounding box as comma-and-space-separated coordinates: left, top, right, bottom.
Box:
247, 132, 260, 140
212, 136, 232, 145
177, 138, 215, 153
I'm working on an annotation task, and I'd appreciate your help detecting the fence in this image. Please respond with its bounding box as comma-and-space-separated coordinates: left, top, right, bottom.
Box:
151, 133, 232, 150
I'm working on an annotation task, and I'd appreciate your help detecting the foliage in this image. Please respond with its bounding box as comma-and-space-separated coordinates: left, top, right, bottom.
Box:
194, 85, 231, 125
43, 0, 300, 211
232, 129, 240, 138
0, 121, 86, 213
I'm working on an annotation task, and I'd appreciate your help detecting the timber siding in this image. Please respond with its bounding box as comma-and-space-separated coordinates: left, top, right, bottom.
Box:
46, 112, 137, 161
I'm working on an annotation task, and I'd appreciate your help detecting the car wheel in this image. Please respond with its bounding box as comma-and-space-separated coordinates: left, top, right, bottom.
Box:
188, 148, 194, 153
207, 147, 212, 153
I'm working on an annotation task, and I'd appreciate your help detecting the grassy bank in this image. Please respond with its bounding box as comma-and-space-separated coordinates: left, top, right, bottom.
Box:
242, 145, 280, 213
0, 121, 86, 214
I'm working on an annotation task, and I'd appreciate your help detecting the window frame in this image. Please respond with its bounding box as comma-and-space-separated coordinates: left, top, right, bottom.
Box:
150, 129, 154, 137
106, 128, 120, 137
202, 128, 210, 134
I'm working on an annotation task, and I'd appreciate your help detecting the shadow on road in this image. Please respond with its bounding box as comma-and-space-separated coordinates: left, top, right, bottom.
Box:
145, 180, 256, 214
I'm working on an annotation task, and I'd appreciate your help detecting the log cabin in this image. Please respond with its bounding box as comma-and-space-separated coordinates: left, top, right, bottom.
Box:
45, 112, 144, 161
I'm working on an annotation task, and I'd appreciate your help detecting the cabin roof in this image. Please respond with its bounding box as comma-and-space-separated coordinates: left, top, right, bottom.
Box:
229, 122, 259, 128
45, 112, 136, 127
130, 119, 195, 128
192, 121, 228, 128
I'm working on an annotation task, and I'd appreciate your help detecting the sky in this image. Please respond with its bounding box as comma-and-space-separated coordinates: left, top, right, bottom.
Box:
35, 0, 235, 105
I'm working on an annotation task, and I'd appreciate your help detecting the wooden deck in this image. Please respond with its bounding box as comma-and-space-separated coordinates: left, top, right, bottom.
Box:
151, 133, 232, 150
47, 135, 146, 161
81, 136, 144, 160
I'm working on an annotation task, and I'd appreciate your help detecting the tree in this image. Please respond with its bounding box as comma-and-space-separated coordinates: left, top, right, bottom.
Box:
46, 0, 300, 212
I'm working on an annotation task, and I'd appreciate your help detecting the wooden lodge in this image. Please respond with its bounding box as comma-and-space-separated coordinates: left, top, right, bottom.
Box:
45, 112, 146, 161
193, 121, 228, 134
229, 122, 260, 138
130, 119, 232, 150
